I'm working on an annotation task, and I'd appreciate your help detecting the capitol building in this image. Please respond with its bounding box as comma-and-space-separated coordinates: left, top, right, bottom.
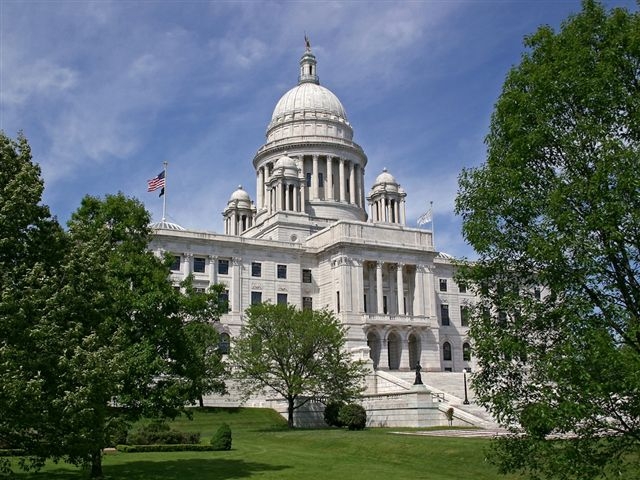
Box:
150, 44, 480, 424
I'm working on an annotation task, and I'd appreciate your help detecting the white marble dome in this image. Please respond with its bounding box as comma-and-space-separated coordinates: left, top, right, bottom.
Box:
275, 154, 299, 175
372, 168, 400, 193
228, 185, 252, 207
271, 83, 348, 124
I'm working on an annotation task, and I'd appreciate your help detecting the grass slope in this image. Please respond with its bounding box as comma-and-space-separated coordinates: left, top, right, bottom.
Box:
12, 407, 521, 479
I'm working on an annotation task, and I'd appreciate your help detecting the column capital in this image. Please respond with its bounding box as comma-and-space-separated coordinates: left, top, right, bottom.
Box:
208, 254, 218, 261
232, 257, 242, 265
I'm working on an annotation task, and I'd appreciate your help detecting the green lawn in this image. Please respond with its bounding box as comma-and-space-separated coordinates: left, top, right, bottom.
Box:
11, 407, 521, 479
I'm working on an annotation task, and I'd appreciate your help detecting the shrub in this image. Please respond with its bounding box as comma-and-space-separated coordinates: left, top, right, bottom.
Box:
128, 421, 200, 445
117, 444, 218, 453
338, 403, 366, 431
323, 401, 345, 427
210, 423, 232, 451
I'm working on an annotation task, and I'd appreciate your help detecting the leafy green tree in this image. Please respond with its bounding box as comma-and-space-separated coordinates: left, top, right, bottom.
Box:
455, 2, 640, 478
230, 303, 366, 428
181, 279, 229, 407
0, 132, 66, 474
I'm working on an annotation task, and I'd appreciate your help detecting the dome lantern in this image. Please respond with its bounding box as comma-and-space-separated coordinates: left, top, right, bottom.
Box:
298, 36, 319, 85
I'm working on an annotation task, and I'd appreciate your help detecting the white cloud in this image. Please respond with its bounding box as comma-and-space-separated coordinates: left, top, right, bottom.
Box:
1, 59, 78, 106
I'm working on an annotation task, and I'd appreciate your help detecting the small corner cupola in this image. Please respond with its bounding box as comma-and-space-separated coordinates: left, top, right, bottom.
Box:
367, 167, 407, 226
298, 35, 319, 85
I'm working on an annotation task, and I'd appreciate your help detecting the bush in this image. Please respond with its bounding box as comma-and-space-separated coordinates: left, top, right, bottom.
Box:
128, 421, 200, 445
324, 401, 345, 427
338, 403, 366, 431
210, 423, 232, 451
117, 444, 218, 453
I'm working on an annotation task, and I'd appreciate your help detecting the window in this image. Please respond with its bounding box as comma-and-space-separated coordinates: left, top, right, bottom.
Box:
363, 294, 367, 313
170, 255, 181, 271
318, 172, 324, 187
463, 342, 471, 362
441, 304, 450, 326
458, 282, 467, 294
439, 279, 448, 292
534, 287, 541, 300
302, 296, 313, 311
443, 342, 452, 361
251, 262, 262, 277
194, 287, 206, 295
277, 293, 288, 305
302, 269, 312, 283
193, 257, 205, 273
336, 291, 340, 313
218, 259, 229, 275
220, 289, 230, 312
306, 172, 312, 187
383, 296, 388, 314
251, 291, 262, 305
277, 264, 287, 279
460, 305, 470, 327
219, 333, 230, 355
498, 311, 507, 326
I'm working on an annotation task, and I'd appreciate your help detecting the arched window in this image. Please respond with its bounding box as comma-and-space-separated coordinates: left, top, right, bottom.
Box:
219, 333, 230, 355
443, 341, 452, 361
463, 342, 471, 362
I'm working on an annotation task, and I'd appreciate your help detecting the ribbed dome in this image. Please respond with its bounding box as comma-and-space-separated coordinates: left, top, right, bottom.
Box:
275, 154, 299, 176
374, 168, 398, 185
271, 83, 348, 124
228, 185, 252, 208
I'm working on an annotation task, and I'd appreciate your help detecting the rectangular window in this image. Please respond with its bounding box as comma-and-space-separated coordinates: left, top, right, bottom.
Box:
534, 287, 541, 300
460, 305, 470, 327
251, 262, 262, 277
383, 296, 388, 314
251, 291, 262, 305
319, 172, 324, 188
220, 289, 230, 312
277, 293, 288, 305
193, 257, 206, 273
439, 279, 448, 292
194, 287, 206, 295
302, 269, 312, 283
441, 304, 450, 326
336, 291, 340, 313
277, 264, 287, 279
302, 296, 313, 311
363, 294, 367, 313
306, 172, 312, 187
170, 255, 181, 271
218, 259, 229, 275
458, 282, 467, 294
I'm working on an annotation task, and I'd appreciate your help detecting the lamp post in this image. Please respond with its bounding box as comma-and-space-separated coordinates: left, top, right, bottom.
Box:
463, 370, 470, 405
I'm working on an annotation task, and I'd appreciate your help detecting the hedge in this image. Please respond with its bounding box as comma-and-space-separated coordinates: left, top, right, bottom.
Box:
116, 444, 221, 453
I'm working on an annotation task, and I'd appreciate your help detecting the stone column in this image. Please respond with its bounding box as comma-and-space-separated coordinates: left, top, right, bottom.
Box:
397, 263, 405, 315
400, 199, 406, 225
326, 156, 334, 200
349, 161, 356, 204
182, 253, 192, 277
425, 265, 436, 318
257, 168, 264, 209
394, 200, 400, 224
355, 164, 361, 207
208, 255, 218, 286
360, 167, 366, 209
300, 184, 306, 213
376, 261, 384, 314
284, 182, 290, 211
339, 158, 346, 202
414, 265, 425, 316
293, 184, 299, 212
367, 263, 375, 313
232, 257, 241, 313
312, 155, 319, 200
352, 258, 363, 313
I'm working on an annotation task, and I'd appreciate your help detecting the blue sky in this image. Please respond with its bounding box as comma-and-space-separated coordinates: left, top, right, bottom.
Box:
1, 0, 636, 258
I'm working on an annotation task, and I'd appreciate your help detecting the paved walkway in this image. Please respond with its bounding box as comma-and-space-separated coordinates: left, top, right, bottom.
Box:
392, 429, 508, 438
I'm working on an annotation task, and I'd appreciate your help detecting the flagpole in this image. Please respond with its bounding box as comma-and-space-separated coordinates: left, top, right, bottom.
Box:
430, 200, 435, 249
162, 161, 168, 222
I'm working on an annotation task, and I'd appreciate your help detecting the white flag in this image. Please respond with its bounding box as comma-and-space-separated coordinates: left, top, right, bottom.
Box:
417, 208, 433, 226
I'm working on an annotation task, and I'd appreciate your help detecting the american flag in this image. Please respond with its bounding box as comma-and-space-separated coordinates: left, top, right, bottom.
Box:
147, 171, 165, 192
417, 208, 433, 226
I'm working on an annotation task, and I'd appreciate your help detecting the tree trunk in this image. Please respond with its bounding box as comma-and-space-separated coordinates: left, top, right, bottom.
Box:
199, 395, 204, 408
90, 449, 103, 478
287, 397, 295, 428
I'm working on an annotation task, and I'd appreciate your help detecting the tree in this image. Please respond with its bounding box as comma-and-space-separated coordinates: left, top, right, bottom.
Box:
0, 145, 227, 479
230, 303, 366, 428
455, 2, 640, 478
0, 132, 66, 474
